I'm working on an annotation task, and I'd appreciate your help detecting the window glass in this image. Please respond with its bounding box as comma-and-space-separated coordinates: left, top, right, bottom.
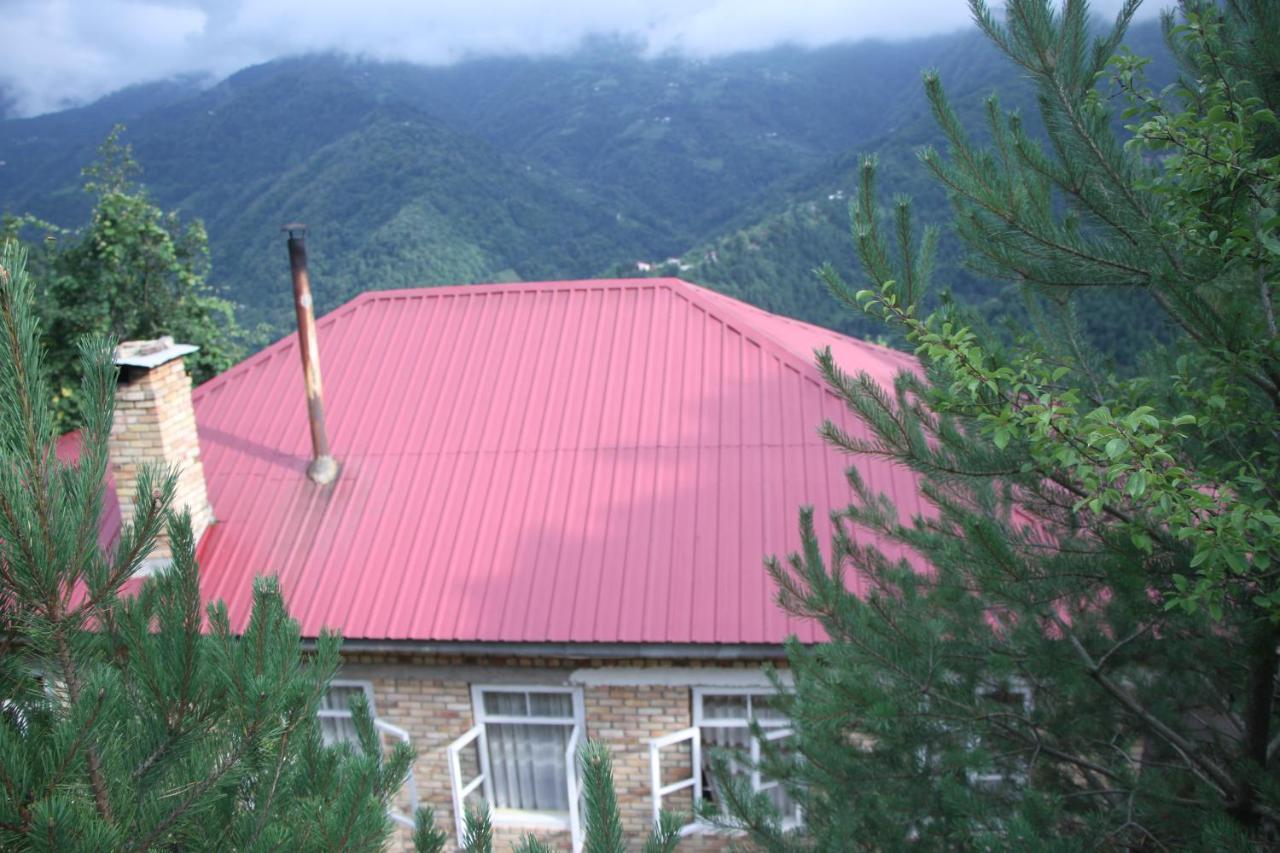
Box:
701, 693, 748, 720
483, 691, 528, 716
697, 691, 799, 824
487, 722, 573, 811
474, 688, 580, 816
318, 684, 373, 746
968, 681, 1033, 791
528, 691, 573, 718
752, 694, 789, 724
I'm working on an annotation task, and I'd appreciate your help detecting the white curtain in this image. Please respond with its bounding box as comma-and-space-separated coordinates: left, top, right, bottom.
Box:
319, 685, 366, 745
700, 693, 796, 818
487, 722, 571, 811
480, 690, 575, 812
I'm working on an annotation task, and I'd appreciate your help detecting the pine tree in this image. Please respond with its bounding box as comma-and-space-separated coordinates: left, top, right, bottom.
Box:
718, 0, 1280, 849
0, 241, 417, 849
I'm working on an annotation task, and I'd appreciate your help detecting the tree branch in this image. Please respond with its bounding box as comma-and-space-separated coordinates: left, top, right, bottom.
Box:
1058, 621, 1239, 799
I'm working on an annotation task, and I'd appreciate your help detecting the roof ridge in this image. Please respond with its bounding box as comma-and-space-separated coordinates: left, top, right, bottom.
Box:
359, 278, 670, 303
662, 278, 883, 390
193, 276, 912, 405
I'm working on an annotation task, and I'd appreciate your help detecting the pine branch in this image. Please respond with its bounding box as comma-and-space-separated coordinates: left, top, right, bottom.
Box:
460, 803, 493, 853
580, 740, 625, 853
327, 755, 381, 853
54, 631, 114, 825
1056, 620, 1239, 800
131, 727, 257, 852
40, 685, 108, 802
413, 807, 449, 853
642, 811, 685, 853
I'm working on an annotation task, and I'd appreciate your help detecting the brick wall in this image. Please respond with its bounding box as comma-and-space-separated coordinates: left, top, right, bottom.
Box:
584, 684, 690, 838
339, 653, 780, 852
109, 339, 213, 561
365, 674, 473, 851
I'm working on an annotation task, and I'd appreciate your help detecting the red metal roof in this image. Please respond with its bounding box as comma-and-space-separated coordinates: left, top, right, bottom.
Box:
86, 278, 928, 646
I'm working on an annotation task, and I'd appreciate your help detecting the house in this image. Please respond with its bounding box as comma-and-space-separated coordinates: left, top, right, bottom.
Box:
87, 273, 924, 850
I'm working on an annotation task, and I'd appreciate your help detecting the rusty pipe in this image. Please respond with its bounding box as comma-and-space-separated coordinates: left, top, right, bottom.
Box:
284, 224, 339, 485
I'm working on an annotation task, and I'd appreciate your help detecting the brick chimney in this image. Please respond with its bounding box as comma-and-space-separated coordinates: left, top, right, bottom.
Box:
109, 337, 214, 565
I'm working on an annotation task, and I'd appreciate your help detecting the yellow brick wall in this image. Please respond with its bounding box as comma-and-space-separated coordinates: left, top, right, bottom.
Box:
109, 349, 213, 560
583, 684, 691, 839
341, 653, 778, 852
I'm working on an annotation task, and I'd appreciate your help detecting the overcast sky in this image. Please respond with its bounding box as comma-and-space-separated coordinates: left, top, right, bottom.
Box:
3, 0, 1162, 118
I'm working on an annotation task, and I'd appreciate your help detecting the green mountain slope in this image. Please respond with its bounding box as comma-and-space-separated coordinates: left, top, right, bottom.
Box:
386, 35, 975, 238
206, 106, 666, 322
2, 60, 667, 327
0, 18, 1172, 343
647, 19, 1176, 361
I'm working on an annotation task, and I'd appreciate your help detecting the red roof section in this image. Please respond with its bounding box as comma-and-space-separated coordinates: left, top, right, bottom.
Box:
98, 278, 927, 645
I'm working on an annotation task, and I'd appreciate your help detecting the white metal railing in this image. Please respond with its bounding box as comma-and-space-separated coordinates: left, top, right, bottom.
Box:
648, 726, 702, 828
375, 718, 419, 829
565, 725, 583, 852
447, 725, 488, 845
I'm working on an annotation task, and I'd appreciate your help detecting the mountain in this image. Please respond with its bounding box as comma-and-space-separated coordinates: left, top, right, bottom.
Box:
633, 18, 1179, 361
0, 19, 1173, 340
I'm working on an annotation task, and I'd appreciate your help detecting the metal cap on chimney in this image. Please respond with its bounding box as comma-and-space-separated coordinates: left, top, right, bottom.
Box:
283, 223, 339, 485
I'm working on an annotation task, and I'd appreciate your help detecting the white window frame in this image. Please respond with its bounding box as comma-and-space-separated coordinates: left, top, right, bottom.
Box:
317, 679, 377, 745
467, 685, 587, 835
648, 726, 701, 831
967, 678, 1034, 790
448, 724, 488, 845
689, 687, 802, 831
1, 669, 52, 736
318, 679, 419, 829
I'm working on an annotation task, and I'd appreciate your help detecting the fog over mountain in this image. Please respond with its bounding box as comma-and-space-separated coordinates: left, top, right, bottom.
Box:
4, 0, 1166, 117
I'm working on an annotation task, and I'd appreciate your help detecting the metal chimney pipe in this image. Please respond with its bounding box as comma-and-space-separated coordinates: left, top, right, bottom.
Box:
283, 224, 339, 485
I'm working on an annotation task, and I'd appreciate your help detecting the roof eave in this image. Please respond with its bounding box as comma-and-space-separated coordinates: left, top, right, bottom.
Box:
312, 639, 794, 661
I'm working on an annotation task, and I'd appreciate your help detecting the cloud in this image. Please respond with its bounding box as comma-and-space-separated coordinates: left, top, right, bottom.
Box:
1, 0, 1165, 117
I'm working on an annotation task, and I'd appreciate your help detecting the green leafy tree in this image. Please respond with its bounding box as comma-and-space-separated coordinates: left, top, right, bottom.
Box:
7, 125, 248, 427
0, 242, 416, 849
718, 0, 1280, 849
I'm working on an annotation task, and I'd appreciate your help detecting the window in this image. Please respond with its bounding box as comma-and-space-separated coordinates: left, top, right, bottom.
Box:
693, 689, 801, 827
316, 680, 419, 829
317, 681, 375, 746
967, 679, 1034, 791
478, 687, 580, 814
449, 685, 585, 841
2, 670, 50, 736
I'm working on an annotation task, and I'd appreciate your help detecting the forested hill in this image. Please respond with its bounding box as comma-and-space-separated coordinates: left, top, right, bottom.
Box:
0, 18, 1169, 336
615, 18, 1178, 356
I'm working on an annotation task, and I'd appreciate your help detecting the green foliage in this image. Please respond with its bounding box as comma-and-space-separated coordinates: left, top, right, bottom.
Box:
513, 836, 556, 853
580, 740, 625, 853
4, 127, 249, 427
461, 803, 493, 853
641, 811, 684, 853
723, 0, 1280, 849
0, 242, 416, 849
412, 807, 449, 853
0, 25, 1171, 350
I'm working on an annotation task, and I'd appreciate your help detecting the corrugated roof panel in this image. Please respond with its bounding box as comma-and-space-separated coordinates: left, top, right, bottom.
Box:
73, 278, 932, 646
